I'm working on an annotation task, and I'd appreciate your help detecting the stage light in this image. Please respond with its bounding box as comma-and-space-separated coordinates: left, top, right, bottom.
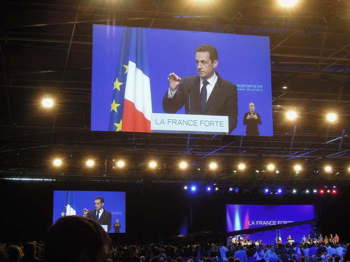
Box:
324, 165, 333, 174
85, 159, 96, 168
320, 189, 325, 195
266, 163, 276, 172
276, 188, 283, 194
347, 166, 350, 173
313, 189, 318, 194
52, 158, 63, 168
278, 0, 299, 8
237, 162, 247, 171
115, 159, 126, 169
285, 110, 298, 121
255, 170, 260, 174
326, 189, 331, 194
234, 187, 240, 193
325, 112, 338, 123
305, 189, 310, 194
215, 186, 219, 191
332, 189, 337, 195
293, 164, 303, 173
275, 170, 280, 174
190, 185, 197, 192
178, 160, 189, 170
282, 86, 288, 90
206, 186, 212, 192
292, 189, 297, 194
264, 188, 270, 194
184, 185, 188, 190
208, 161, 218, 171
228, 187, 233, 192
40, 96, 55, 109
148, 160, 158, 169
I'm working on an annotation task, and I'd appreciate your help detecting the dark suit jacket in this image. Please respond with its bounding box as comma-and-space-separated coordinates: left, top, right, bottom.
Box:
162, 74, 237, 133
86, 209, 112, 232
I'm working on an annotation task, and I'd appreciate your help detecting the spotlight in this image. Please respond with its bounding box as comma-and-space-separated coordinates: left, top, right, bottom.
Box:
264, 188, 270, 194
148, 160, 158, 169
255, 170, 260, 174
305, 189, 310, 194
326, 189, 331, 194
324, 165, 333, 174
41, 96, 55, 109
228, 187, 233, 192
292, 189, 297, 194
325, 112, 338, 124
178, 160, 189, 170
275, 170, 280, 174
208, 161, 218, 171
313, 189, 318, 194
285, 110, 298, 121
237, 162, 247, 171
234, 187, 240, 193
266, 163, 276, 172
52, 158, 63, 168
190, 185, 197, 192
206, 186, 212, 192
278, 0, 299, 8
320, 189, 325, 195
282, 86, 288, 90
85, 159, 96, 168
347, 166, 350, 173
184, 185, 188, 190
115, 159, 126, 169
215, 186, 219, 191
293, 164, 303, 173
276, 188, 283, 194
332, 189, 337, 195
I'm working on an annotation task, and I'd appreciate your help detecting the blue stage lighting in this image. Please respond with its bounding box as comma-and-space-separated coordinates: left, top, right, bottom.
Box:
190, 185, 197, 192
206, 186, 212, 192
234, 187, 240, 193
264, 188, 269, 194
228, 187, 233, 192
276, 188, 283, 194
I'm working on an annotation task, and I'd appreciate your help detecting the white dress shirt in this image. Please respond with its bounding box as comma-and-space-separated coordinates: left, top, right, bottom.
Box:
167, 72, 218, 101
200, 72, 218, 101
96, 208, 104, 219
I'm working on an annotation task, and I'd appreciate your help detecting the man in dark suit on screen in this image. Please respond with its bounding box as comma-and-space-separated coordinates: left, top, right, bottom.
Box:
83, 197, 112, 232
162, 44, 237, 133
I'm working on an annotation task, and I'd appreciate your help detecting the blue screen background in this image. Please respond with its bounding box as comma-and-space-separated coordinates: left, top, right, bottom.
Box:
226, 204, 315, 243
92, 25, 273, 136
53, 190, 126, 233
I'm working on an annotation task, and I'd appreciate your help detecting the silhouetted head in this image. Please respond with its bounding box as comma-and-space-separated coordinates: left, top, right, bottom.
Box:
45, 216, 111, 262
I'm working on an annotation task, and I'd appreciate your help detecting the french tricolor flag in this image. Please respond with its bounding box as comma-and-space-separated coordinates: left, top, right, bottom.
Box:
122, 29, 152, 132
109, 28, 152, 133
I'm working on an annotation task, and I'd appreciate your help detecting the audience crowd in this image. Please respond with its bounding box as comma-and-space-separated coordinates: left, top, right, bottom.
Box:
1, 216, 350, 262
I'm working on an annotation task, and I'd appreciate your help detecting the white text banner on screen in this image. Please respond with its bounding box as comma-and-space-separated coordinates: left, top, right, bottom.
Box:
151, 113, 228, 134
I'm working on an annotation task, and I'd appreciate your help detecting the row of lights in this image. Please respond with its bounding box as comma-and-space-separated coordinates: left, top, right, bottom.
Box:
284, 109, 339, 124
196, 0, 300, 9
40, 96, 341, 125
184, 184, 338, 195
51, 157, 350, 174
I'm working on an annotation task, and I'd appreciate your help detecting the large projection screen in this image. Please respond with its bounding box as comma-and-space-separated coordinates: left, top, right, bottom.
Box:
226, 204, 315, 243
92, 25, 272, 136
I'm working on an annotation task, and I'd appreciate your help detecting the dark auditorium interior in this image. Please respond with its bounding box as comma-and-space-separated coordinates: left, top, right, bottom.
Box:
1, 0, 350, 261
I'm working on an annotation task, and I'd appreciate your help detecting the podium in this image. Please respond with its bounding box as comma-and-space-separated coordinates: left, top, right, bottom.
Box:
151, 113, 229, 134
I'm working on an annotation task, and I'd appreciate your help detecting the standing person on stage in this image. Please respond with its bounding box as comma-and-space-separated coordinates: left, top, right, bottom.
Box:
163, 44, 238, 133
243, 102, 262, 136
83, 197, 112, 232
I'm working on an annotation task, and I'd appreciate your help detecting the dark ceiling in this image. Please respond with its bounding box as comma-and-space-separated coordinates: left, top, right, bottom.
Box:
1, 0, 350, 182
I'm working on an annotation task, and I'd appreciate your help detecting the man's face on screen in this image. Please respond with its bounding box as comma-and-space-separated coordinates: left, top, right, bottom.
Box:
249, 103, 255, 112
195, 51, 218, 79
94, 199, 104, 210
